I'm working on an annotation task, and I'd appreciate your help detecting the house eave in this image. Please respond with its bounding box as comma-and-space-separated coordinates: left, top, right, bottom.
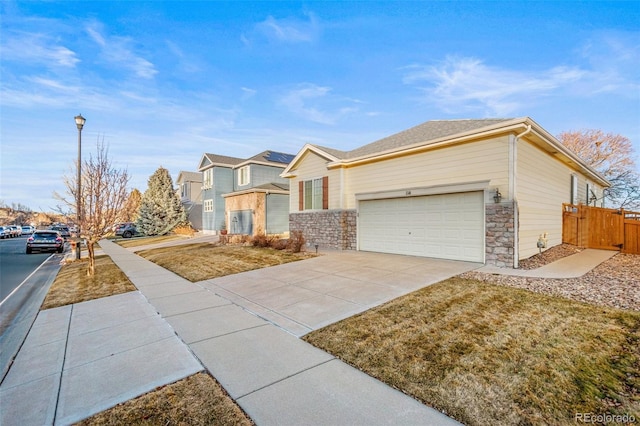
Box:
523, 121, 610, 188
320, 116, 610, 188
222, 188, 289, 198
234, 160, 288, 169
281, 144, 341, 178
326, 120, 530, 169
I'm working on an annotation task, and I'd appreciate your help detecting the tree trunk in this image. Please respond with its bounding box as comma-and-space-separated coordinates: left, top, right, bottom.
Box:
86, 240, 96, 277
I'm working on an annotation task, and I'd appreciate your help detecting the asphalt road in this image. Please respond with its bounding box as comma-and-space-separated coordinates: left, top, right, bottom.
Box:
0, 236, 52, 301
0, 235, 64, 382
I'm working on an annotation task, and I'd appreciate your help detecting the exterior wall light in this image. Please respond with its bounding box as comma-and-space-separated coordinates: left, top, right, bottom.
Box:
493, 188, 502, 203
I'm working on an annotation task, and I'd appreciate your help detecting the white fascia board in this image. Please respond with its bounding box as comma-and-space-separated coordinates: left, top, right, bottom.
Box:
281, 144, 340, 177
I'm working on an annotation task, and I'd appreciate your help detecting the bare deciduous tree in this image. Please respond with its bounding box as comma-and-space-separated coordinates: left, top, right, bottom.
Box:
558, 129, 640, 210
118, 188, 142, 223
55, 141, 130, 276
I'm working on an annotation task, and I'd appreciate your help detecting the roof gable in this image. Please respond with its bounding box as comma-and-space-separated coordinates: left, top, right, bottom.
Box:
177, 171, 202, 183
198, 153, 244, 171
280, 144, 343, 176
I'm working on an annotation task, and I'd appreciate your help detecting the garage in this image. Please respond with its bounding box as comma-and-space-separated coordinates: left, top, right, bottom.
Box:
358, 191, 485, 262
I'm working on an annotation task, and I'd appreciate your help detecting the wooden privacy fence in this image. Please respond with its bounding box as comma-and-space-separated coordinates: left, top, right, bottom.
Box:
562, 204, 640, 254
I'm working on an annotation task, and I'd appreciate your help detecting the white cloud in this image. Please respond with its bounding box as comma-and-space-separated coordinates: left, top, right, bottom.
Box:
576, 31, 640, 97
1, 32, 80, 68
403, 56, 585, 116
248, 12, 320, 44
85, 21, 158, 79
279, 83, 359, 125
241, 87, 257, 100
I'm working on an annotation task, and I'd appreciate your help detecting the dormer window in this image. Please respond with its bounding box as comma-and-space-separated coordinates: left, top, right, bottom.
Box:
238, 166, 250, 186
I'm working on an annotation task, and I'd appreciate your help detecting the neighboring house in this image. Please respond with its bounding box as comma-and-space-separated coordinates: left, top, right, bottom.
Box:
281, 117, 610, 267
176, 171, 203, 230
198, 151, 295, 235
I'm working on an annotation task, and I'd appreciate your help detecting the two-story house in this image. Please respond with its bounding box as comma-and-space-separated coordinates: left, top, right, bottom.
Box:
197, 151, 295, 235
176, 171, 203, 230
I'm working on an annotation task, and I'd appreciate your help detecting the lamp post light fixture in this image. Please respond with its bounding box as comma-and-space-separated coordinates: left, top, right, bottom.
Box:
74, 114, 86, 260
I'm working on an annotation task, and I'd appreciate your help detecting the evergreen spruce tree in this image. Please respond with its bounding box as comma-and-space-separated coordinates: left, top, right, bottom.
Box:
136, 167, 187, 235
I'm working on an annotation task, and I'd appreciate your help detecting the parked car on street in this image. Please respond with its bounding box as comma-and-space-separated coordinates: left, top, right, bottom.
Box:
26, 230, 65, 254
114, 222, 138, 238
49, 225, 71, 241
8, 225, 22, 237
21, 225, 35, 235
0, 227, 7, 239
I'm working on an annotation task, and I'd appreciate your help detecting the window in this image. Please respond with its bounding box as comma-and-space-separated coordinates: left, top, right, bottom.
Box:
586, 183, 598, 206
204, 199, 213, 212
300, 177, 328, 210
238, 166, 250, 186
181, 183, 188, 198
570, 175, 578, 205
203, 169, 213, 189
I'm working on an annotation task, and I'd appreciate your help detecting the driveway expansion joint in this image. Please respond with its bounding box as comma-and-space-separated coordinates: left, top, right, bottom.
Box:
235, 357, 336, 401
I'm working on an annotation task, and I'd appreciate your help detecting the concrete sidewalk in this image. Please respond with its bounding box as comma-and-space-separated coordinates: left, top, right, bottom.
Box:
1, 240, 463, 425
0, 292, 203, 425
101, 239, 464, 425
0, 237, 616, 425
476, 248, 616, 278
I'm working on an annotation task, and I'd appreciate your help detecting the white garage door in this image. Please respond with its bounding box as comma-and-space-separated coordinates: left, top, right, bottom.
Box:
358, 192, 484, 262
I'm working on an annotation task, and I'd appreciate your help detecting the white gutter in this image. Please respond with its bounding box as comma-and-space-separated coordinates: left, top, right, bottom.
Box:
325, 122, 529, 169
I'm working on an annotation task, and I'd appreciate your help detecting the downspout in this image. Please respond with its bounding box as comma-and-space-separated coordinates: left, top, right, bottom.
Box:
511, 124, 532, 268
265, 191, 269, 236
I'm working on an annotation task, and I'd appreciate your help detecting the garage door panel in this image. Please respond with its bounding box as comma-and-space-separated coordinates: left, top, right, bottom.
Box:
359, 192, 484, 262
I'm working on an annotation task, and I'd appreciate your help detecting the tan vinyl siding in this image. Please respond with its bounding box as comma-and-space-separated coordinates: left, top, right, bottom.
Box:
516, 139, 603, 259
343, 137, 510, 209
289, 152, 341, 211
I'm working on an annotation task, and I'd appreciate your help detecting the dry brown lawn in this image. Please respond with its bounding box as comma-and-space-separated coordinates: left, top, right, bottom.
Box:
137, 243, 315, 282
115, 234, 187, 248
41, 255, 136, 309
76, 372, 253, 426
304, 277, 640, 426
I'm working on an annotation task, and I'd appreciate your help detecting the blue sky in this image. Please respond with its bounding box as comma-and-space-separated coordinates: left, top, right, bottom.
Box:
1, 1, 639, 212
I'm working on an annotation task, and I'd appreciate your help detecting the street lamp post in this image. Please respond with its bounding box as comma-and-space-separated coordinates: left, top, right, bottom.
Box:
74, 114, 86, 260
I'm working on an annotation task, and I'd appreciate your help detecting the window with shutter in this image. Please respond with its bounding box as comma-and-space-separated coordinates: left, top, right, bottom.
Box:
300, 177, 328, 210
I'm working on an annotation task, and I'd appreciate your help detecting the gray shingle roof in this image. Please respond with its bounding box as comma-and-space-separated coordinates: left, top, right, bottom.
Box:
177, 171, 202, 182
203, 153, 245, 166
246, 150, 296, 165
320, 119, 515, 160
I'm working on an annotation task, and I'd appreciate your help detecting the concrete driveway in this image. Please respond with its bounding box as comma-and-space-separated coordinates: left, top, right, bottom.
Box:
198, 251, 480, 336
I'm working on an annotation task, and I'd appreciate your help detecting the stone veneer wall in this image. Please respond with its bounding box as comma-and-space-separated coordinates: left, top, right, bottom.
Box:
290, 210, 357, 250
485, 202, 516, 267
291, 205, 516, 266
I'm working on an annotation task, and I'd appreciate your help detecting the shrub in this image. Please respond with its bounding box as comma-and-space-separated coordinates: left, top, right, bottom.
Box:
270, 238, 289, 250
173, 224, 195, 236
251, 234, 270, 248
288, 230, 305, 253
